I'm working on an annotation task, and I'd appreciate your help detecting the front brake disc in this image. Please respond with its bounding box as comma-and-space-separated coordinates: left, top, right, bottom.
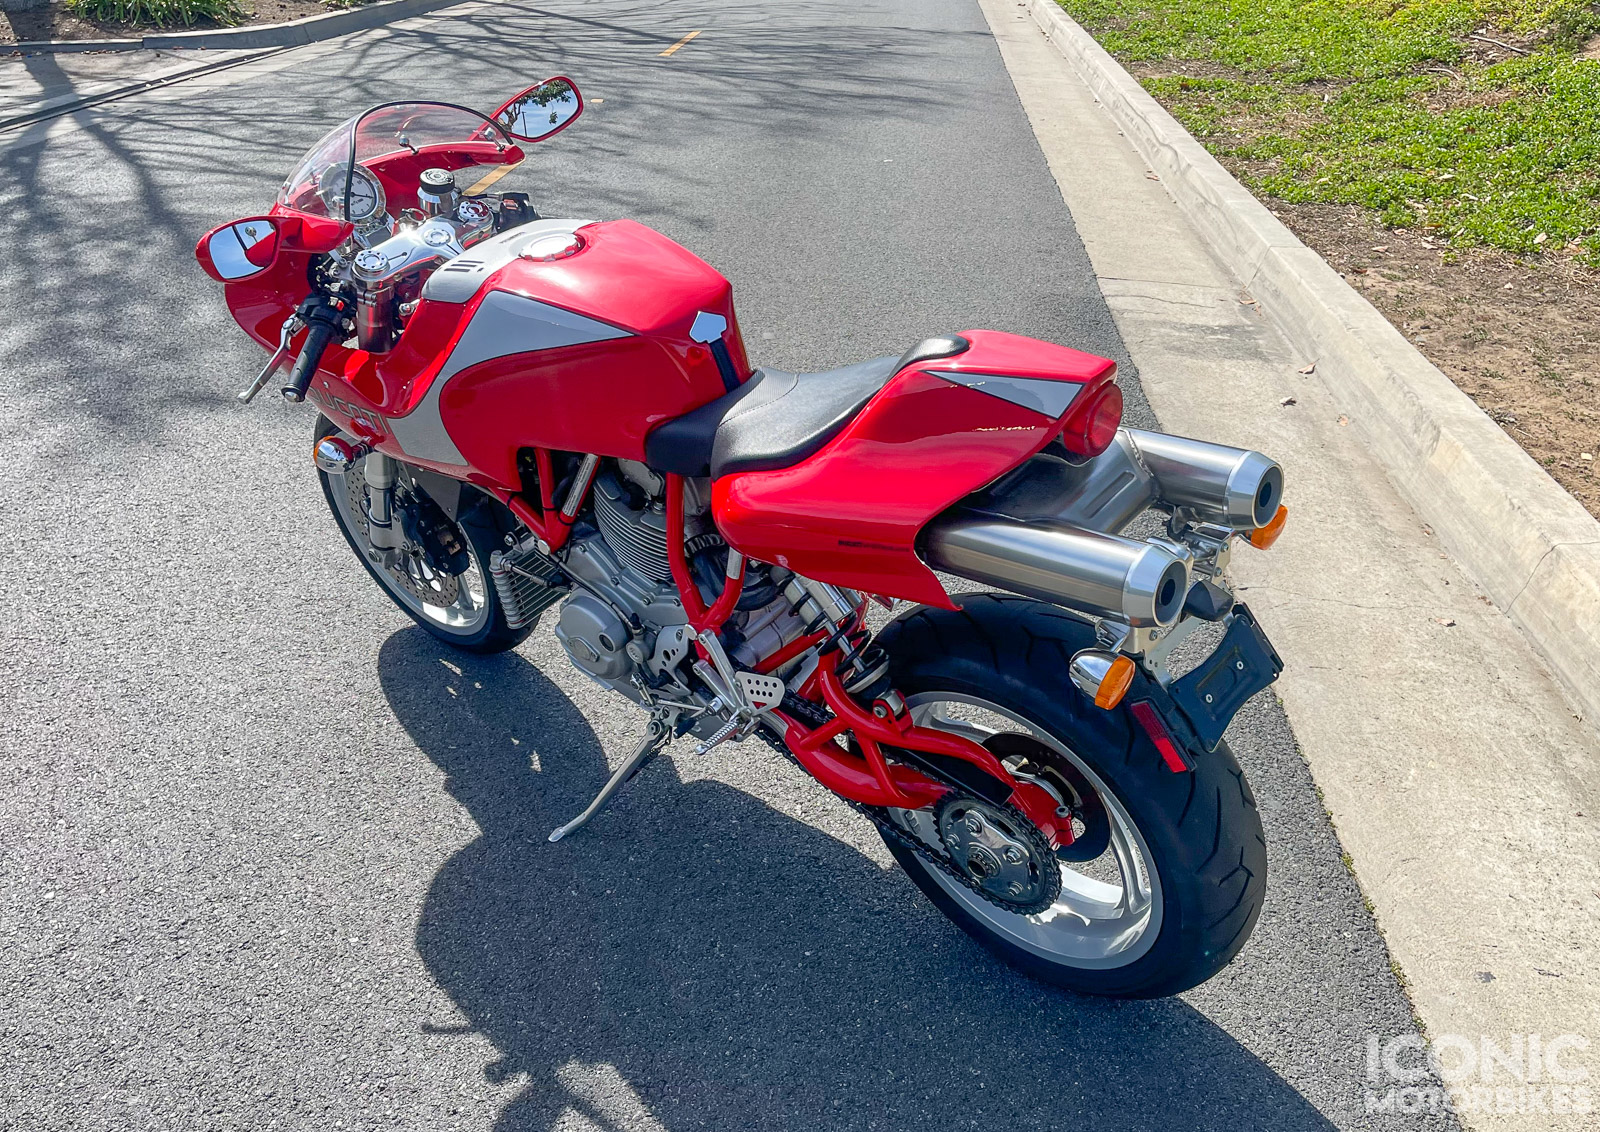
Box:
344, 465, 461, 606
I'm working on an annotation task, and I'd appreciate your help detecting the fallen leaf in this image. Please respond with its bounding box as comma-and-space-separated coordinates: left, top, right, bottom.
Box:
1297, 362, 1317, 374
1279, 396, 1297, 407
1372, 245, 1389, 252
1433, 617, 1456, 627
1534, 232, 1549, 245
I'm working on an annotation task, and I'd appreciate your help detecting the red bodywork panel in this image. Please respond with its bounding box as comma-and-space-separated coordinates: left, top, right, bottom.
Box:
436, 221, 747, 482
212, 213, 747, 493
712, 329, 1117, 607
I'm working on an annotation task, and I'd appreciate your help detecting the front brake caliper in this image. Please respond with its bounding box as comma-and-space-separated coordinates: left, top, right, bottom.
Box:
400, 490, 470, 576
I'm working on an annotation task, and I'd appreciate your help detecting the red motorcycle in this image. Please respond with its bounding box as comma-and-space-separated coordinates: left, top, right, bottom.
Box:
197, 78, 1289, 998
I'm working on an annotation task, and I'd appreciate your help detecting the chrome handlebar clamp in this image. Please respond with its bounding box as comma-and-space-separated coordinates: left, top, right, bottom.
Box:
349, 200, 496, 352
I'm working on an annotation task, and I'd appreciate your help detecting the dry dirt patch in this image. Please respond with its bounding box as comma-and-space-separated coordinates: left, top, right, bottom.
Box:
1, 0, 342, 44
1268, 201, 1600, 515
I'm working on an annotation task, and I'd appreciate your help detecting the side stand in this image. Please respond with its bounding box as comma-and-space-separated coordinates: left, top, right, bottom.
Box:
547, 707, 680, 843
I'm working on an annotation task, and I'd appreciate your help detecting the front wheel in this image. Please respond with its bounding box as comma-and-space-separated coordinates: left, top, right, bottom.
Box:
874, 593, 1267, 998
315, 416, 532, 654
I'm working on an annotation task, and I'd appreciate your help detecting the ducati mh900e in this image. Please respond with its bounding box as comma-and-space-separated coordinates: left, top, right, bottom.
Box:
197, 78, 1291, 997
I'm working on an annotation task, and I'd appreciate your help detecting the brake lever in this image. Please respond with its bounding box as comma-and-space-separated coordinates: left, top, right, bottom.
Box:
238, 314, 304, 404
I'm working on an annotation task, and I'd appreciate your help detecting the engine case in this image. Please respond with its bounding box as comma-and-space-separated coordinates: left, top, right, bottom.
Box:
554, 595, 633, 683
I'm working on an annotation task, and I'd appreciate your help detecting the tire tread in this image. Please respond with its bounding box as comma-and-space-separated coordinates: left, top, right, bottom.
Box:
875, 592, 1267, 998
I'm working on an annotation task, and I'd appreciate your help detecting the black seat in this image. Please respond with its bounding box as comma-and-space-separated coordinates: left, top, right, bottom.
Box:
645, 335, 971, 480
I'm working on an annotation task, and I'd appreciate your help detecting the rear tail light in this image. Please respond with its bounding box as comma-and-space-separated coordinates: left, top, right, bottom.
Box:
1059, 382, 1124, 458
1129, 700, 1194, 773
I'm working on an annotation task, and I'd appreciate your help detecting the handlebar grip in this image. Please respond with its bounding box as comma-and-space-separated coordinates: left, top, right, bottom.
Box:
281, 309, 342, 403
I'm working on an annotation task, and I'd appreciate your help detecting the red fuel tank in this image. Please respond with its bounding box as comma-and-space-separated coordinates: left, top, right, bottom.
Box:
367, 218, 750, 490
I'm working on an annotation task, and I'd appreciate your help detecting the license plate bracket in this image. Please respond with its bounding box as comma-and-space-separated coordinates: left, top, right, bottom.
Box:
1168, 604, 1283, 752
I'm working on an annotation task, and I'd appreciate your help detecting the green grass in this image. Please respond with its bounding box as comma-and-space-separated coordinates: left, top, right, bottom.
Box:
66, 0, 244, 27
1058, 0, 1600, 263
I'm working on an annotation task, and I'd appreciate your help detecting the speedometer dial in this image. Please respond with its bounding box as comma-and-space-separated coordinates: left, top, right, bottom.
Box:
318, 162, 385, 224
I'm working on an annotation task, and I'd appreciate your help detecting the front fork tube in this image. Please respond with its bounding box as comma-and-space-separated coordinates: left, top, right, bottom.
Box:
364, 452, 402, 551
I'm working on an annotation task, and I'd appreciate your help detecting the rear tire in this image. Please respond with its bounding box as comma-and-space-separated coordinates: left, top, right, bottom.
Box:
315, 415, 532, 654
874, 592, 1266, 998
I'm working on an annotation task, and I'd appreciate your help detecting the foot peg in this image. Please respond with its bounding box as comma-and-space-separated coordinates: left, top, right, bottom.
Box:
547, 709, 677, 842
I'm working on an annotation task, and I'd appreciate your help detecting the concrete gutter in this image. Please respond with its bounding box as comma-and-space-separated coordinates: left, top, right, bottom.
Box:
1027, 0, 1600, 724
8, 0, 460, 53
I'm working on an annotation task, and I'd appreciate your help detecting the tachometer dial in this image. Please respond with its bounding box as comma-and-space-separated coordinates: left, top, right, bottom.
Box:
318, 162, 385, 224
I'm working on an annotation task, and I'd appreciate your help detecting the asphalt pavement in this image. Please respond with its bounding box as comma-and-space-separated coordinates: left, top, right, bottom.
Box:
0, 1, 1452, 1129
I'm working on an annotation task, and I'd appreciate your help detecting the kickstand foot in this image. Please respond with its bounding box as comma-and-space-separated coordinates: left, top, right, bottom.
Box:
548, 709, 677, 842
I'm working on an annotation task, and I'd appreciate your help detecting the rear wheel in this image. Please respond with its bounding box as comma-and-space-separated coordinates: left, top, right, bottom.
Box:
315, 416, 531, 654
874, 593, 1266, 998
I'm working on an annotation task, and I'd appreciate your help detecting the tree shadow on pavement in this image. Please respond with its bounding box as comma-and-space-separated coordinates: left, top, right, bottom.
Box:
377, 627, 1336, 1131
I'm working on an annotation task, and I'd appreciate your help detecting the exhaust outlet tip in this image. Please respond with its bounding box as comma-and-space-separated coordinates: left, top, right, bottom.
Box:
921, 517, 1191, 629
1124, 429, 1284, 531
1129, 546, 1190, 627
1245, 461, 1284, 529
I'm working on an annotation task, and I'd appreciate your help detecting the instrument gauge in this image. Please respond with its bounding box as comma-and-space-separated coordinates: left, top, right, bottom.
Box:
319, 162, 385, 224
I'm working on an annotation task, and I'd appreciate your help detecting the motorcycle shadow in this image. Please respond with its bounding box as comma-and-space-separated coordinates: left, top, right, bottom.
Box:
378, 628, 1336, 1132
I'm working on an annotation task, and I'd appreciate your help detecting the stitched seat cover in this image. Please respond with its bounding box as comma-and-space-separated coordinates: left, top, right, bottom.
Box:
644, 356, 900, 479
644, 335, 972, 479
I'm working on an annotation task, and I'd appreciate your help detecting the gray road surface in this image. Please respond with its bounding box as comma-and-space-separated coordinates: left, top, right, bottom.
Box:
0, 1, 1452, 1129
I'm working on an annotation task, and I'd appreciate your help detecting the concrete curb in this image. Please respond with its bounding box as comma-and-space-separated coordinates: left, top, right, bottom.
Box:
8, 0, 459, 53
1028, 0, 1600, 723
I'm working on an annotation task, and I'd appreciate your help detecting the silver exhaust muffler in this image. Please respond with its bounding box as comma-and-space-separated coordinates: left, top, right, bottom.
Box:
1127, 429, 1282, 531
964, 429, 1283, 537
923, 517, 1191, 628
920, 428, 1282, 627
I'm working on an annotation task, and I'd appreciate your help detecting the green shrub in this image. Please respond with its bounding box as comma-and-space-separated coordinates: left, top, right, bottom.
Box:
66, 0, 246, 28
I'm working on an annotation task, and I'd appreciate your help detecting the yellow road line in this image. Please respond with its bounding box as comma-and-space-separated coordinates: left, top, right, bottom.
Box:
659, 29, 702, 56
465, 161, 523, 196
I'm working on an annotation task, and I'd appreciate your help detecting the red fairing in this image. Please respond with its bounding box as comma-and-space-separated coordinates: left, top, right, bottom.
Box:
208, 215, 749, 494
712, 329, 1117, 607
210, 208, 351, 350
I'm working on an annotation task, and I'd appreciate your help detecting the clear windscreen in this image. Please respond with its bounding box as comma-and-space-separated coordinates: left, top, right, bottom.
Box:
276, 102, 515, 223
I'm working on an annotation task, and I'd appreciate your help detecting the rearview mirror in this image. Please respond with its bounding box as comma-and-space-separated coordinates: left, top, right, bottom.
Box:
198, 218, 280, 282
493, 77, 582, 143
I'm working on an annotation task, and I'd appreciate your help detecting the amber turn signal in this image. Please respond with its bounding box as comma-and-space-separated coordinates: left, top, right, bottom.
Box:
1096, 656, 1136, 709
1068, 649, 1137, 710
1248, 504, 1289, 550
